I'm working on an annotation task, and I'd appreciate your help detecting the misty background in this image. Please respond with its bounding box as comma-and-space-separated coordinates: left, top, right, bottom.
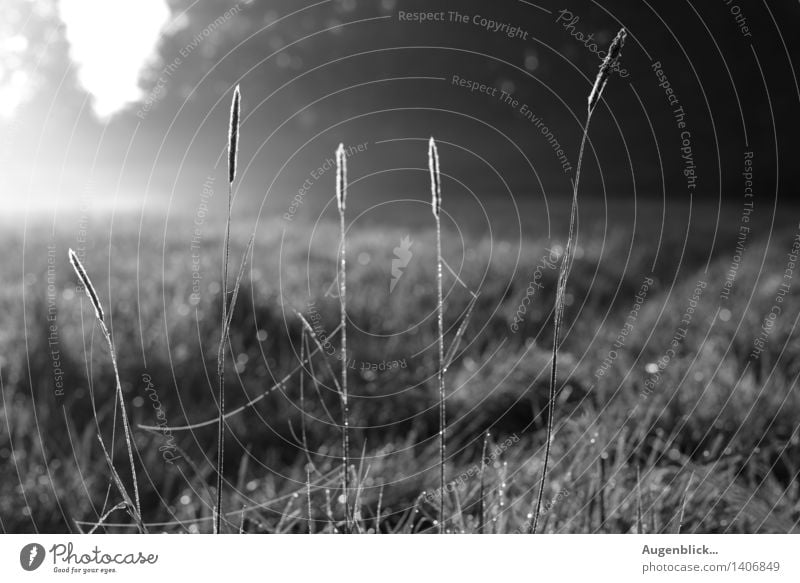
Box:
2, 0, 798, 228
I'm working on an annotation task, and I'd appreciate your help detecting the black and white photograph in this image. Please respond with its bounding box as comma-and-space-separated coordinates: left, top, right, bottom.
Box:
1, 0, 799, 580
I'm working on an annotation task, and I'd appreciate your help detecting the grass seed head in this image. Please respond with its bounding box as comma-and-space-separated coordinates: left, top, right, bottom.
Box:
588, 28, 627, 114
336, 143, 347, 213
428, 137, 441, 218
68, 248, 104, 323
228, 84, 241, 184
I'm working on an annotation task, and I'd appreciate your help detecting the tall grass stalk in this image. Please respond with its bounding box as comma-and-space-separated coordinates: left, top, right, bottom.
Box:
676, 471, 695, 534
598, 453, 607, 531
215, 84, 241, 534
530, 28, 626, 534
210, 233, 253, 528
306, 466, 314, 534
376, 483, 384, 532
87, 502, 127, 535
335, 143, 352, 533
478, 431, 490, 534
428, 137, 445, 533
636, 465, 644, 534
68, 249, 144, 531
96, 434, 145, 533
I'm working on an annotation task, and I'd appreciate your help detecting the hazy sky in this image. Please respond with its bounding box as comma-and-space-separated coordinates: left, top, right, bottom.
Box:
2, 0, 799, 218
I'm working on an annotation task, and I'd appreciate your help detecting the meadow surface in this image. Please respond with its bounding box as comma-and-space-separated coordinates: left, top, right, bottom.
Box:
1, 195, 799, 533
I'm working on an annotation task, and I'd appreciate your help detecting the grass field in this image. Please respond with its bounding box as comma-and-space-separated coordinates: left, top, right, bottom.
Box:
1, 195, 799, 533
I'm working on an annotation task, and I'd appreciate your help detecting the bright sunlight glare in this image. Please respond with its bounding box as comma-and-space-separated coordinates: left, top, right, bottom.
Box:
58, 0, 170, 119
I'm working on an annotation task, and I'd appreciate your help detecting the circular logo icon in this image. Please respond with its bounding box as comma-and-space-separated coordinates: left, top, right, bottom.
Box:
19, 543, 46, 571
